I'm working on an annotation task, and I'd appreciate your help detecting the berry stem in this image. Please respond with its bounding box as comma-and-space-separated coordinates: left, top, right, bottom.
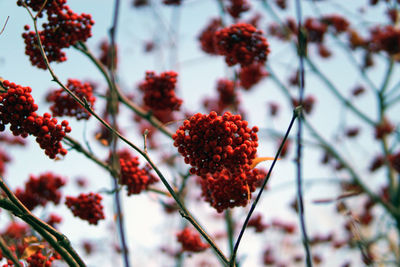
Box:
224, 210, 235, 257
107, 0, 131, 265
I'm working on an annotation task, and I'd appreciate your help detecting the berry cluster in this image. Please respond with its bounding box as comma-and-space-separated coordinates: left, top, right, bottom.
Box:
139, 71, 182, 111
291, 95, 316, 114
22, 28, 67, 69
25, 112, 71, 158
199, 168, 265, 212
267, 19, 295, 41
46, 213, 63, 228
389, 151, 400, 173
17, 0, 66, 14
0, 134, 26, 146
173, 111, 258, 176
226, 0, 250, 19
267, 14, 350, 59
47, 79, 96, 120
370, 25, 400, 56
0, 149, 11, 176
216, 79, 238, 111
370, 0, 400, 5
248, 213, 268, 233
275, 0, 287, 9
176, 228, 209, 252
26, 250, 57, 267
2, 222, 29, 240
0, 80, 71, 158
133, 0, 149, 7
65, 193, 105, 225
374, 118, 394, 139
163, 0, 182, 5
19, 1, 94, 69
304, 18, 328, 43
239, 63, 268, 90
0, 81, 38, 136
321, 15, 350, 34
117, 149, 158, 195
15, 172, 66, 211
214, 23, 270, 67
198, 18, 222, 55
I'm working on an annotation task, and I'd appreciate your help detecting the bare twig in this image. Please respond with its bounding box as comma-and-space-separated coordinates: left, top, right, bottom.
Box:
0, 16, 9, 36
230, 110, 298, 266
294, 0, 313, 265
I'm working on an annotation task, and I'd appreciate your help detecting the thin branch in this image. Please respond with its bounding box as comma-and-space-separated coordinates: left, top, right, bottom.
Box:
0, 178, 83, 267
0, 16, 9, 36
107, 0, 131, 265
63, 135, 118, 177
230, 110, 298, 266
305, 56, 376, 126
377, 59, 397, 203
294, 0, 313, 264
35, 0, 48, 19
225, 210, 235, 257
0, 234, 22, 267
303, 118, 400, 217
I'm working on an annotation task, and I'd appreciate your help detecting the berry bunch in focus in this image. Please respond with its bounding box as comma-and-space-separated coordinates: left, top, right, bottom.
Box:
117, 149, 158, 195
17, 0, 66, 14
0, 80, 71, 158
0, 81, 38, 136
199, 168, 266, 212
173, 111, 258, 176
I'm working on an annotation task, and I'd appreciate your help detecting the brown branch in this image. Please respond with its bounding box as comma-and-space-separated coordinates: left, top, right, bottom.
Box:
0, 178, 83, 267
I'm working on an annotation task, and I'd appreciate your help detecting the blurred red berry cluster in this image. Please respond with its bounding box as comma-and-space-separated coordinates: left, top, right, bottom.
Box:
65, 192, 105, 225
47, 79, 96, 120
139, 71, 182, 112
15, 172, 66, 211
176, 227, 209, 252
214, 23, 270, 67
